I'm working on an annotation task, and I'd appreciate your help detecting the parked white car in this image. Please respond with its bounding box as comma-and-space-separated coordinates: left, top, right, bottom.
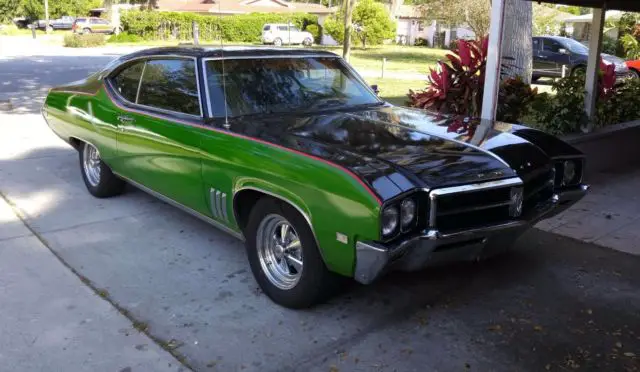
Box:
262, 24, 314, 47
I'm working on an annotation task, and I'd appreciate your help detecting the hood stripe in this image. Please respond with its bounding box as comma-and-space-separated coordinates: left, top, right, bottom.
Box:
100, 85, 382, 205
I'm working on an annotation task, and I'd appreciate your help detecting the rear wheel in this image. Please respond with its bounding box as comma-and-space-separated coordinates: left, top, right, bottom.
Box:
273, 38, 283, 47
630, 69, 640, 79
245, 197, 340, 308
82, 27, 91, 34
302, 37, 313, 47
79, 142, 126, 198
571, 66, 586, 77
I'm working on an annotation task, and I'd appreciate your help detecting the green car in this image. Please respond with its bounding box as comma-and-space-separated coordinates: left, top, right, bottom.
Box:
43, 47, 588, 308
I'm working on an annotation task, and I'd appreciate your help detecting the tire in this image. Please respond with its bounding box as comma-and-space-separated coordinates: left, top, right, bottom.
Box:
273, 38, 283, 47
83, 27, 91, 34
631, 69, 640, 79
531, 76, 540, 83
79, 142, 126, 198
302, 37, 313, 47
245, 197, 340, 309
571, 66, 586, 77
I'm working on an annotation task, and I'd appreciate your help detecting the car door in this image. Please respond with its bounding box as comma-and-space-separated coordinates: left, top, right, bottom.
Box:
541, 38, 569, 77
289, 26, 303, 44
104, 57, 209, 215
278, 25, 290, 44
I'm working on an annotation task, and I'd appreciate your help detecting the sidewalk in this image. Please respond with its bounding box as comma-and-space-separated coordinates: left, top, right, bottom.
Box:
0, 197, 185, 372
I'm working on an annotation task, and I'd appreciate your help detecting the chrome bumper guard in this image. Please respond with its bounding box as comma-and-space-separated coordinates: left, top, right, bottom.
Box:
354, 184, 589, 284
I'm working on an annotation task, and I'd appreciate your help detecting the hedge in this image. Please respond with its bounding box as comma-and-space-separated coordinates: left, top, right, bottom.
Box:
64, 34, 106, 48
121, 10, 319, 43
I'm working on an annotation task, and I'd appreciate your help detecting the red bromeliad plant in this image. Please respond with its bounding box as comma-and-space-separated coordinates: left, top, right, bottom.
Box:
599, 58, 616, 100
409, 37, 489, 118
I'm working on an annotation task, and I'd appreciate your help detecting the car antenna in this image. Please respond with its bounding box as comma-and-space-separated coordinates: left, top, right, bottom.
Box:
217, 0, 230, 129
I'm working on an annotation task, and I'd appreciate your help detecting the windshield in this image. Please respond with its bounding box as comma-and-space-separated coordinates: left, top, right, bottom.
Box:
561, 38, 588, 54
205, 57, 380, 118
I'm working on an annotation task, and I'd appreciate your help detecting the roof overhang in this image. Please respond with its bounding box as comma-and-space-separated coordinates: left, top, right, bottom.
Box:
524, 0, 640, 12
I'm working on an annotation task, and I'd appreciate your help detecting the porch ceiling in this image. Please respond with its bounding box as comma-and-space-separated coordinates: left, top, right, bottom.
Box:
524, 0, 640, 12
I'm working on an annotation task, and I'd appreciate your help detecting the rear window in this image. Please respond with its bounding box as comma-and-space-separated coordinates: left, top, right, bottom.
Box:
263, 25, 270, 31
137, 59, 200, 116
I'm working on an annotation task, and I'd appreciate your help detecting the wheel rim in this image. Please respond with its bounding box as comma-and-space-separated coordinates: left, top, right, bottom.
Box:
82, 144, 101, 187
274, 39, 282, 46
256, 214, 303, 290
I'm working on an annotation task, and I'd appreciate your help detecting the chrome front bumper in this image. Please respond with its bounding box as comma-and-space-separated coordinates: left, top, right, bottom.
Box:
354, 185, 589, 284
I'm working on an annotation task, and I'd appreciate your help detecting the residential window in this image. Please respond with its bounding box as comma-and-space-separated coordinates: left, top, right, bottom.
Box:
137, 59, 200, 116
418, 22, 424, 32
111, 61, 145, 103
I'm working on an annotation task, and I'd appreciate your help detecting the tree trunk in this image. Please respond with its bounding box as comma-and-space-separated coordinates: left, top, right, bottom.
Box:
500, 0, 532, 83
342, 0, 356, 61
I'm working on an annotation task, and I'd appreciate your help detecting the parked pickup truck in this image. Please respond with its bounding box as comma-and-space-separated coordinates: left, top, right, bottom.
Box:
36, 16, 75, 30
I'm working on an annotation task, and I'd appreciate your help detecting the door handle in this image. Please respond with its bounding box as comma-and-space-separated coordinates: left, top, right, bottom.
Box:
117, 115, 134, 123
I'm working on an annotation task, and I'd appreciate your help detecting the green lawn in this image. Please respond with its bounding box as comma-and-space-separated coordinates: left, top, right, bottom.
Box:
318, 45, 447, 74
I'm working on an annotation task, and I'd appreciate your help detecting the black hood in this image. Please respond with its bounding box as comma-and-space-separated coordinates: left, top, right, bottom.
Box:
226, 105, 561, 201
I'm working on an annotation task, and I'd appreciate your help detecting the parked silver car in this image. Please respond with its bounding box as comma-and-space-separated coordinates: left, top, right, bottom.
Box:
262, 24, 313, 46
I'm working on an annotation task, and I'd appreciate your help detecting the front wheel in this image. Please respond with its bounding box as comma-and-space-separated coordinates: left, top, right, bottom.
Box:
630, 69, 640, 79
82, 27, 91, 34
273, 38, 283, 47
245, 198, 340, 308
302, 37, 313, 47
79, 142, 125, 198
571, 66, 586, 77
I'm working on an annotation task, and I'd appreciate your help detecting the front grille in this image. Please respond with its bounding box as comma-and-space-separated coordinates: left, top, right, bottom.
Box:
431, 172, 555, 233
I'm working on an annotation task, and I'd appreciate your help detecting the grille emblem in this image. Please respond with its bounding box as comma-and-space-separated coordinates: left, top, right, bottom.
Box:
509, 187, 524, 217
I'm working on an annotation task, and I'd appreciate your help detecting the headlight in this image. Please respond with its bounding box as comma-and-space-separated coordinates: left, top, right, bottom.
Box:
381, 206, 399, 237
400, 198, 416, 228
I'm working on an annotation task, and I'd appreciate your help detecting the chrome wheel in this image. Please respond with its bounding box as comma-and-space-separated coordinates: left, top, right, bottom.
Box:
82, 144, 101, 187
256, 214, 303, 290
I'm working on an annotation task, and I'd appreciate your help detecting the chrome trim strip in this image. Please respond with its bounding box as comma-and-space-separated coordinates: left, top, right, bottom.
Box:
117, 173, 244, 240
430, 177, 523, 197
202, 54, 338, 61
211, 188, 219, 218
221, 193, 228, 221
135, 61, 147, 104
201, 58, 213, 117
215, 190, 223, 218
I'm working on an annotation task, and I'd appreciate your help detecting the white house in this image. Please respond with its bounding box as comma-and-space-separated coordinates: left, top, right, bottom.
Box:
393, 5, 475, 47
563, 10, 624, 41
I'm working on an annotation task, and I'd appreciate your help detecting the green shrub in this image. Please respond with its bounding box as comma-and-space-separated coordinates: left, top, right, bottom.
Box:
108, 32, 143, 43
304, 23, 321, 44
323, 0, 395, 47
64, 33, 106, 48
121, 10, 318, 42
497, 76, 538, 123
414, 37, 430, 47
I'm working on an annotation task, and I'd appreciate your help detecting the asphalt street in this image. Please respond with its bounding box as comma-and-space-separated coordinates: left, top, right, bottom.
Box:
1, 38, 639, 372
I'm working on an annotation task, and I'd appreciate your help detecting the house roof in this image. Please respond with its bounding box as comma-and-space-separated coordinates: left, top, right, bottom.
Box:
563, 10, 624, 23
156, 0, 335, 15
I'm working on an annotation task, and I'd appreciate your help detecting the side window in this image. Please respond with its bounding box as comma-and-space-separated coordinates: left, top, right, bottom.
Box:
290, 26, 300, 32
278, 26, 288, 31
532, 38, 540, 51
543, 40, 562, 53
111, 61, 145, 103
137, 59, 200, 116
263, 25, 270, 31
90, 18, 99, 24
99, 19, 110, 25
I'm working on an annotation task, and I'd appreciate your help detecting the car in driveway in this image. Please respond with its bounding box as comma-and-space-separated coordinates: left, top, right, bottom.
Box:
72, 17, 119, 34
262, 24, 314, 46
42, 46, 589, 308
532, 36, 630, 81
625, 60, 640, 79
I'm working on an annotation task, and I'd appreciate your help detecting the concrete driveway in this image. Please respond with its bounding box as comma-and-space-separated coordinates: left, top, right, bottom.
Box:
1, 39, 639, 372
